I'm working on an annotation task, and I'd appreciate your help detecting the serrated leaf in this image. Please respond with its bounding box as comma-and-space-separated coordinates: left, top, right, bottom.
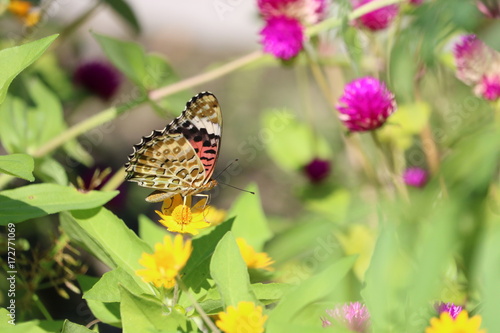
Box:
210, 231, 257, 307
102, 0, 140, 34
61, 207, 152, 292
0, 153, 34, 181
228, 184, 272, 250
0, 34, 58, 105
0, 184, 118, 224
120, 286, 185, 332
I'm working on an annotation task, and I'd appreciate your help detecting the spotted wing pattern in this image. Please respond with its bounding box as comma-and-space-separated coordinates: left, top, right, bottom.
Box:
124, 92, 222, 202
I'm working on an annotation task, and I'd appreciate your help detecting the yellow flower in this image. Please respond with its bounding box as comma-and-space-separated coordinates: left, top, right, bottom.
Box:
426, 311, 486, 333
236, 238, 275, 271
156, 195, 211, 235
216, 301, 268, 333
8, 0, 41, 26
136, 234, 192, 289
204, 205, 227, 226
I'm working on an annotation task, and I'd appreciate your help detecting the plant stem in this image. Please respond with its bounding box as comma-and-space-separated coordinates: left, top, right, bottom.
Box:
32, 292, 53, 321
148, 50, 263, 101
101, 166, 126, 192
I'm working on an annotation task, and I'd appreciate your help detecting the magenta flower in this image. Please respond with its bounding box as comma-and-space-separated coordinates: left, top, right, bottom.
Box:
258, 0, 327, 24
73, 61, 121, 100
304, 158, 331, 183
454, 34, 500, 101
403, 167, 428, 188
476, 0, 500, 18
260, 15, 305, 60
352, 0, 399, 31
435, 302, 463, 320
409, 0, 424, 5
323, 302, 370, 332
477, 74, 500, 100
336, 77, 396, 132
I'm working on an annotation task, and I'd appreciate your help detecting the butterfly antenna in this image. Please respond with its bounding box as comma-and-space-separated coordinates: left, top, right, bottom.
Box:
214, 159, 255, 195
218, 182, 255, 195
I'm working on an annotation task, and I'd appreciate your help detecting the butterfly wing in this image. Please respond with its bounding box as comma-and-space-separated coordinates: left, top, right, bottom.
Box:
167, 92, 222, 180
124, 92, 222, 199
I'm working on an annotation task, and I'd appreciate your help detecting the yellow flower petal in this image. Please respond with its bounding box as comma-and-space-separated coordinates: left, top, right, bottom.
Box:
136, 235, 192, 288
236, 238, 275, 271
425, 311, 486, 333
8, 0, 32, 16
157, 195, 211, 235
216, 301, 268, 333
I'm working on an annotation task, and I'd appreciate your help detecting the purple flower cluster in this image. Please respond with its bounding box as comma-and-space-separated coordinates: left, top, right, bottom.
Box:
454, 34, 500, 101
352, 0, 399, 31
258, 0, 327, 60
73, 60, 121, 100
304, 158, 331, 183
435, 302, 463, 320
403, 167, 428, 188
336, 77, 396, 132
323, 302, 370, 332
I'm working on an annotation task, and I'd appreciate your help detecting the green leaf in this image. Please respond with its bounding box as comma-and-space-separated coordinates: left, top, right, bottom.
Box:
102, 0, 141, 33
138, 214, 169, 246
0, 184, 118, 224
210, 231, 257, 307
0, 35, 58, 105
262, 109, 332, 172
120, 286, 185, 332
0, 153, 34, 181
228, 183, 272, 250
78, 275, 121, 327
0, 307, 64, 332
34, 157, 68, 185
180, 218, 234, 300
266, 256, 356, 331
84, 267, 146, 303
94, 33, 148, 88
389, 31, 418, 103
60, 320, 95, 333
61, 207, 152, 291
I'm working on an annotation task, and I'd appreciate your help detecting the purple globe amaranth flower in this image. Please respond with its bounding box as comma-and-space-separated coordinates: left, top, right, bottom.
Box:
73, 60, 121, 100
352, 0, 399, 31
336, 77, 396, 132
435, 302, 463, 320
260, 15, 305, 60
304, 158, 331, 183
258, 0, 328, 25
454, 34, 500, 100
477, 0, 500, 18
323, 302, 370, 332
476, 74, 500, 100
403, 167, 428, 188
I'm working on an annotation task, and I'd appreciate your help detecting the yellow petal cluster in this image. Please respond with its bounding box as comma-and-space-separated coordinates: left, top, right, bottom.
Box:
136, 234, 192, 289
216, 301, 268, 333
236, 238, 275, 271
156, 195, 211, 235
8, 0, 41, 27
426, 311, 486, 333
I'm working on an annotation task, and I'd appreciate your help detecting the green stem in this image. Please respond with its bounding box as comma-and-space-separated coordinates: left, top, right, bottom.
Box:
307, 0, 404, 36
32, 292, 53, 321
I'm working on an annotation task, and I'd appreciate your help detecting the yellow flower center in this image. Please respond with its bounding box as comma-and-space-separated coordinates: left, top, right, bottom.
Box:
172, 205, 192, 225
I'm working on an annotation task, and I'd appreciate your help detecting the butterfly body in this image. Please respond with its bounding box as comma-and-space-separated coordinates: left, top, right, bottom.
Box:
125, 92, 222, 202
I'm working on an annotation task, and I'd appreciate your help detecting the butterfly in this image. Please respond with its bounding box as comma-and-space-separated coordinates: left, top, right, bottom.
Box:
124, 92, 222, 203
